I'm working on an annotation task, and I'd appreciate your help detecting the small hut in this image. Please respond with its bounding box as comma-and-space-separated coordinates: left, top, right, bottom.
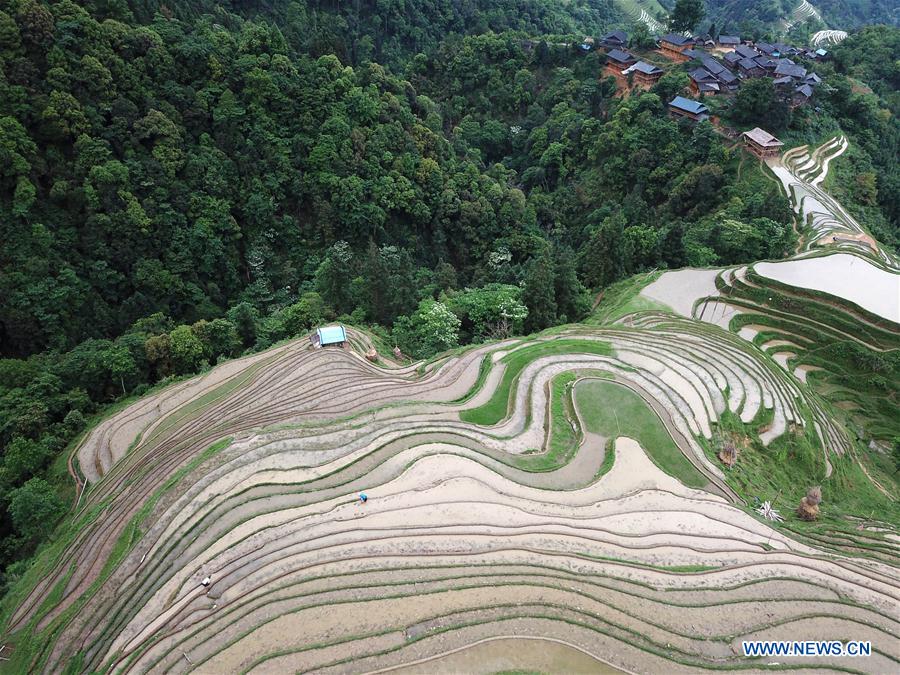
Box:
315, 325, 347, 348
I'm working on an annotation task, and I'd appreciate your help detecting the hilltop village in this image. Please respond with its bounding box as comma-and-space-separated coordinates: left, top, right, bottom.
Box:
577, 28, 828, 150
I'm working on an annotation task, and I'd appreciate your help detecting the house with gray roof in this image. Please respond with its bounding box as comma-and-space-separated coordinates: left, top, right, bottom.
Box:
660, 33, 695, 60
793, 83, 814, 106
774, 60, 807, 80
606, 48, 636, 66
600, 30, 627, 49
723, 51, 742, 67
742, 127, 783, 158
738, 57, 765, 77
623, 60, 664, 86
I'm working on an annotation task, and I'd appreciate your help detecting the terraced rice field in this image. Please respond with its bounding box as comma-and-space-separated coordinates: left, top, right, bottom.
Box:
615, 0, 666, 33
784, 0, 824, 31
2, 141, 898, 673
755, 254, 900, 323
768, 136, 899, 267
811, 29, 848, 46
2, 308, 898, 673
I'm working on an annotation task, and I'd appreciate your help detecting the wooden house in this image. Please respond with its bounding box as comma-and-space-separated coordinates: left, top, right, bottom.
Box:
688, 68, 721, 95
599, 30, 627, 50
669, 96, 710, 121
659, 33, 695, 61
742, 127, 784, 158
623, 60, 664, 87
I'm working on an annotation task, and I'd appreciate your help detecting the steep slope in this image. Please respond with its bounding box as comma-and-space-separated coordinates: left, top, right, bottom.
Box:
2, 137, 898, 671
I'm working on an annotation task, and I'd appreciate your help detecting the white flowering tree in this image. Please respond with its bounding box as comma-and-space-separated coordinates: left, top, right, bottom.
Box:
446, 284, 528, 340
392, 300, 460, 358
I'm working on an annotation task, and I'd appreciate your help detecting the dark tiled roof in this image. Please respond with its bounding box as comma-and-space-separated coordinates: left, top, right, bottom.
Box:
602, 30, 627, 44
715, 69, 738, 84
795, 83, 814, 98
718, 35, 740, 45
606, 48, 635, 64
688, 68, 717, 82
775, 61, 807, 78
661, 33, 694, 46
669, 96, 709, 114
627, 60, 663, 75
735, 45, 758, 58
700, 56, 727, 74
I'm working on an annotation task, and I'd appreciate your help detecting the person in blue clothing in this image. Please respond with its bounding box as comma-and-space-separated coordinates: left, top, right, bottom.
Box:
359, 492, 368, 503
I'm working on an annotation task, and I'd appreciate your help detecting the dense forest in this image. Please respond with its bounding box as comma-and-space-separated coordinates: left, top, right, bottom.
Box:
0, 0, 897, 593
88, 0, 623, 68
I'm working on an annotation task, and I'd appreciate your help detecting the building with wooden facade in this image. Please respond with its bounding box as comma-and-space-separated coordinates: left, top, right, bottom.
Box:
669, 96, 710, 122
742, 127, 784, 158
623, 60, 664, 87
659, 33, 695, 61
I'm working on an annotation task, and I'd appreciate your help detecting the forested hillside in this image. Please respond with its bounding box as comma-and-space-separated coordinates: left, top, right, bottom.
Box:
0, 0, 897, 595
814, 0, 898, 28
97, 0, 623, 68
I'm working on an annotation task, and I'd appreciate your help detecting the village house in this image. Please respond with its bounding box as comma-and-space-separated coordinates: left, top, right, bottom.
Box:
773, 75, 795, 90
698, 55, 739, 91
755, 56, 779, 74
606, 48, 636, 68
738, 57, 766, 78
689, 68, 721, 95
623, 60, 664, 87
756, 42, 780, 57
599, 30, 627, 50
803, 72, 823, 87
793, 83, 814, 107
723, 51, 742, 68
669, 96, 710, 122
774, 60, 807, 81
717, 35, 740, 47
659, 33, 695, 61
742, 127, 784, 158
682, 47, 705, 61
603, 48, 636, 78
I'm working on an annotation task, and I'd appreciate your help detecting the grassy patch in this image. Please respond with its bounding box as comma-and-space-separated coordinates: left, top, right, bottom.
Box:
543, 373, 579, 465
587, 272, 669, 325
709, 408, 900, 558
574, 379, 708, 488
459, 339, 612, 427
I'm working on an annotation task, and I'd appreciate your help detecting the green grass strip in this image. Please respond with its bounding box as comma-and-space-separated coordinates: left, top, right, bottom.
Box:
460, 339, 613, 426
574, 379, 708, 489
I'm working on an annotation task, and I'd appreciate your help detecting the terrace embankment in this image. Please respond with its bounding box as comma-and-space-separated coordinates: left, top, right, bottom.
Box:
2, 138, 898, 675
1, 316, 897, 673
